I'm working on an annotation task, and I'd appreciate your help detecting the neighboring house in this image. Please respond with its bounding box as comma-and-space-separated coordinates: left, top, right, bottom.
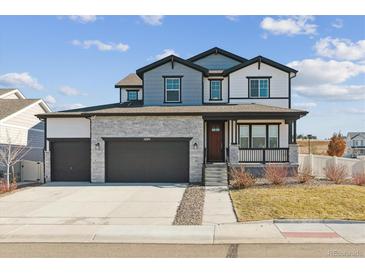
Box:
0, 88, 50, 177
346, 132, 365, 158
37, 47, 308, 183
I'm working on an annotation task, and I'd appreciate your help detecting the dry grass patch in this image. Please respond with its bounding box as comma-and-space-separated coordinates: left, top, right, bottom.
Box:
298, 139, 329, 155
230, 184, 365, 222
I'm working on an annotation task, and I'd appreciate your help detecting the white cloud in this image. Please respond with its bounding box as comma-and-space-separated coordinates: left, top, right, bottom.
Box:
294, 84, 365, 101
71, 40, 129, 52
314, 37, 365, 61
260, 16, 317, 36
331, 18, 343, 29
59, 86, 85, 96
288, 58, 365, 101
344, 108, 365, 114
287, 58, 365, 86
0, 72, 43, 90
155, 49, 179, 60
226, 16, 239, 22
59, 103, 85, 110
44, 95, 56, 106
293, 102, 317, 109
68, 15, 99, 24
140, 16, 164, 26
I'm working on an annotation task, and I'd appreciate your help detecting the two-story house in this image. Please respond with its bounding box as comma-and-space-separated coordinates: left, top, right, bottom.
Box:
346, 132, 365, 158
37, 47, 307, 183
0, 88, 50, 179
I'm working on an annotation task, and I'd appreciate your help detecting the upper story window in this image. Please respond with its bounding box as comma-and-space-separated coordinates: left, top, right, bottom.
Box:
249, 78, 269, 98
127, 90, 139, 101
165, 77, 181, 103
210, 80, 222, 100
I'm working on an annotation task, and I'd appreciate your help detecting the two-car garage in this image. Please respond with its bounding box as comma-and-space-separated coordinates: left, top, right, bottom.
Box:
50, 138, 190, 183
105, 138, 189, 183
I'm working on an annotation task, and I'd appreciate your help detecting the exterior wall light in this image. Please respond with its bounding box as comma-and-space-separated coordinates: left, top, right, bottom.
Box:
95, 142, 101, 150
193, 142, 198, 150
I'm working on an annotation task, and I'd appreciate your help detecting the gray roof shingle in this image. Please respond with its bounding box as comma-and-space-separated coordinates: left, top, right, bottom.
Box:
0, 88, 16, 96
115, 73, 142, 87
37, 103, 308, 118
0, 99, 40, 120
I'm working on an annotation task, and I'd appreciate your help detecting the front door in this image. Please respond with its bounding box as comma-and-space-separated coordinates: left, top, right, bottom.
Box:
207, 121, 224, 162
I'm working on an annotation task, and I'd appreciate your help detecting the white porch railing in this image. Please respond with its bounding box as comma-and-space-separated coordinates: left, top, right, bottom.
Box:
239, 148, 289, 163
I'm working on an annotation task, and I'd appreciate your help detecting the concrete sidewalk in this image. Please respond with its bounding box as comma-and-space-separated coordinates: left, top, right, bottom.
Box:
0, 221, 364, 244
203, 186, 236, 224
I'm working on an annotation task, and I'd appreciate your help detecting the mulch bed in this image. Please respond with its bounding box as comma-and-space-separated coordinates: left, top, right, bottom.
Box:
173, 184, 205, 225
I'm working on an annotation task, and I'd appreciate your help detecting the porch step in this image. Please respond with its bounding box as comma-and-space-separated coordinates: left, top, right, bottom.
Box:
204, 163, 228, 186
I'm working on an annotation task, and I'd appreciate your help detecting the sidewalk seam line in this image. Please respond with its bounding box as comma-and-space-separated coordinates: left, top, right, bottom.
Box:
324, 223, 351, 243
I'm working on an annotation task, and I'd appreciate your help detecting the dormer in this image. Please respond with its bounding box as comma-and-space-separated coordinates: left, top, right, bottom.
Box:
115, 73, 143, 104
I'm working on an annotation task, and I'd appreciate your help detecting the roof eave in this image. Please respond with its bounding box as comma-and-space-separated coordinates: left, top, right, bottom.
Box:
114, 84, 143, 88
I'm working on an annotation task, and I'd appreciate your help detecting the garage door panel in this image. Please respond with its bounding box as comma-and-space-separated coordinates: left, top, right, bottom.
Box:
106, 139, 189, 183
51, 139, 90, 181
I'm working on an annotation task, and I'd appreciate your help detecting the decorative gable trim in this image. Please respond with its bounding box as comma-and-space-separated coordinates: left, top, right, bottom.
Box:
136, 55, 209, 78
223, 56, 298, 76
188, 47, 247, 63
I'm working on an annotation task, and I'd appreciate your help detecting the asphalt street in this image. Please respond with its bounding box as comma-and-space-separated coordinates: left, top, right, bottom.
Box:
0, 243, 364, 258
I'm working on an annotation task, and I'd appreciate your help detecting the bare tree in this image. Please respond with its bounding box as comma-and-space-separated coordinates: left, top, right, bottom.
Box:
0, 132, 31, 190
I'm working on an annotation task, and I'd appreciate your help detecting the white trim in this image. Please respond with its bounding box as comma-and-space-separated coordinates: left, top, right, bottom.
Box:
164, 77, 181, 103
0, 99, 50, 122
0, 89, 26, 99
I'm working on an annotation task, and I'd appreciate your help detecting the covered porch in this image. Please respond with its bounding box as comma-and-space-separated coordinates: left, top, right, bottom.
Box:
203, 109, 305, 166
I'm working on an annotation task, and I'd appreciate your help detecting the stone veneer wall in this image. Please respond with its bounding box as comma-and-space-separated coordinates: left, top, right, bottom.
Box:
289, 143, 299, 165
44, 150, 51, 182
90, 116, 204, 183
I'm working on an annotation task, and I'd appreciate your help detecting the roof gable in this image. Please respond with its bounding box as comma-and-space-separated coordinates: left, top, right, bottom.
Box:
188, 47, 247, 64
115, 73, 142, 88
223, 56, 298, 76
136, 55, 208, 78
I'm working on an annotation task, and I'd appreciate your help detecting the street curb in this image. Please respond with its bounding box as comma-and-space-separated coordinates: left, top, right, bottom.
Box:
0, 223, 362, 244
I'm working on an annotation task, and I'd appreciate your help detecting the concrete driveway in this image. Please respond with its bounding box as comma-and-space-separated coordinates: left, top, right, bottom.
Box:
0, 182, 186, 225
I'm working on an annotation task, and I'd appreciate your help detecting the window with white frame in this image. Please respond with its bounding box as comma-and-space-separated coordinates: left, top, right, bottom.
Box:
268, 125, 279, 148
165, 78, 181, 102
251, 125, 266, 148
249, 78, 269, 98
210, 80, 222, 100
239, 125, 249, 148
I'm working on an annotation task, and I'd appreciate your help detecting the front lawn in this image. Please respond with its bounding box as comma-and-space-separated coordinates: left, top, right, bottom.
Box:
230, 184, 365, 222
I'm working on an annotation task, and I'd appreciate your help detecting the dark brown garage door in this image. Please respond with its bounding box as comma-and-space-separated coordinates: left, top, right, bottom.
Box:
50, 139, 90, 181
105, 138, 189, 183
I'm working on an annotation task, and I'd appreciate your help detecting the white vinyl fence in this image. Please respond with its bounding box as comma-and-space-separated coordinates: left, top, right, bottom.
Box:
20, 160, 44, 183
299, 154, 365, 178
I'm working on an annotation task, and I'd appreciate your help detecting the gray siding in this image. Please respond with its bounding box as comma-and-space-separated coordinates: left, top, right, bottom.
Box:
193, 54, 241, 70
143, 61, 203, 106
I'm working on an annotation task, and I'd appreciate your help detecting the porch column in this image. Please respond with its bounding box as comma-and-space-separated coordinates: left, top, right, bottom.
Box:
229, 119, 239, 164
293, 120, 297, 144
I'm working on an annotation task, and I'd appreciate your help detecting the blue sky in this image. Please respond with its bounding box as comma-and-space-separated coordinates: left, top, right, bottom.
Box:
0, 15, 364, 138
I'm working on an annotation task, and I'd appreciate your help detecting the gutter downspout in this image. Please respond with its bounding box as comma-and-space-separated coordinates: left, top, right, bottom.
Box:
85, 115, 95, 184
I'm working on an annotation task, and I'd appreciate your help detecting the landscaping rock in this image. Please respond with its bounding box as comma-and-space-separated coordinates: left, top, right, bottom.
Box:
173, 185, 205, 225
